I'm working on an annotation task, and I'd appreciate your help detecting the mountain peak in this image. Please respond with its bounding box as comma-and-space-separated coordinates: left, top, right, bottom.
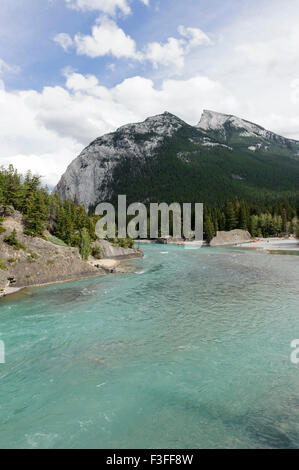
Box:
196, 109, 271, 140
197, 110, 232, 130
56, 109, 299, 209
198, 109, 260, 131
116, 111, 185, 137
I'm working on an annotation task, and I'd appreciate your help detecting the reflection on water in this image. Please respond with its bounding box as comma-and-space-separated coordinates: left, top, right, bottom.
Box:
1, 245, 299, 449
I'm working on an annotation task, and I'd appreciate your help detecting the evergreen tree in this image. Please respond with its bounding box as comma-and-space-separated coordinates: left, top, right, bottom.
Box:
79, 228, 91, 260
239, 204, 248, 231
225, 202, 238, 231
204, 215, 215, 242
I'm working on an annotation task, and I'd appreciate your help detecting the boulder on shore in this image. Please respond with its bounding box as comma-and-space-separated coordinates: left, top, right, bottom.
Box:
92, 240, 143, 260
210, 229, 251, 247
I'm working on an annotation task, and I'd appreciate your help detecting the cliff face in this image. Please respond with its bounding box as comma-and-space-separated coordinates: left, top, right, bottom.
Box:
0, 211, 105, 296
56, 112, 184, 209
0, 209, 144, 297
55, 110, 299, 209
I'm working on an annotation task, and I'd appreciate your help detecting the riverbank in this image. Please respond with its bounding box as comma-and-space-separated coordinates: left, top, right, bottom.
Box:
1, 252, 143, 298
0, 210, 143, 298
236, 237, 299, 252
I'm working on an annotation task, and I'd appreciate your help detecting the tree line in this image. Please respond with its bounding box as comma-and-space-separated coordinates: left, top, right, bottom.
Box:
204, 199, 299, 242
1, 165, 299, 248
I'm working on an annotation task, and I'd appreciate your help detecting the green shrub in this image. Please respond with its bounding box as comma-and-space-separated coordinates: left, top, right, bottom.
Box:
79, 228, 91, 261
0, 225, 6, 234
8, 257, 17, 264
47, 234, 68, 247
0, 258, 7, 270
91, 245, 102, 259
117, 237, 134, 249
28, 250, 39, 260
4, 229, 26, 250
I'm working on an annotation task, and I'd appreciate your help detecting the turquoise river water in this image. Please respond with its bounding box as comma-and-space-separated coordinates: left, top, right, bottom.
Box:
1, 244, 299, 449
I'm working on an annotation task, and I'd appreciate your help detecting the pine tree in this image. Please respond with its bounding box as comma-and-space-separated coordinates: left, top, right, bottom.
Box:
24, 190, 48, 236
250, 215, 259, 238
239, 204, 248, 231
225, 202, 238, 231
79, 228, 91, 260
204, 215, 215, 242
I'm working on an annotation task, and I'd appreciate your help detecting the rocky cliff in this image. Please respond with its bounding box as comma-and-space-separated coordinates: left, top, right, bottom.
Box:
56, 110, 299, 209
56, 112, 185, 209
0, 211, 142, 297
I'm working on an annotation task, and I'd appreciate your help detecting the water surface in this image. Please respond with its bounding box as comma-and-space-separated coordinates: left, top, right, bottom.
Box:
1, 245, 299, 449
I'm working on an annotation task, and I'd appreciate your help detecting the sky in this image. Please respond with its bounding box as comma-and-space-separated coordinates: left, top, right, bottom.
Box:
0, 0, 299, 186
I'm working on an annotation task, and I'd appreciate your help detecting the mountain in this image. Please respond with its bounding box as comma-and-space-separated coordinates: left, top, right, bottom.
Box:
197, 110, 299, 149
56, 111, 299, 209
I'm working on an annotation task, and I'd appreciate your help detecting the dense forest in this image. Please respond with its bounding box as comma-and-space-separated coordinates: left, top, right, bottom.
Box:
203, 198, 299, 242
1, 166, 299, 248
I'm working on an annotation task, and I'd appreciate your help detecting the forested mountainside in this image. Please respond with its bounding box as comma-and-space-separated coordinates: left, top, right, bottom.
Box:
56, 110, 299, 210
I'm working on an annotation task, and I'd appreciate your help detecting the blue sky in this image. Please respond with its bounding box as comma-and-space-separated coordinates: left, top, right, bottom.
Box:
1, 0, 250, 91
1, 0, 299, 185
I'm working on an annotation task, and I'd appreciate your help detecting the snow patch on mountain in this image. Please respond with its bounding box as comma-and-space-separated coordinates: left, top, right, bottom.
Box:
202, 142, 233, 151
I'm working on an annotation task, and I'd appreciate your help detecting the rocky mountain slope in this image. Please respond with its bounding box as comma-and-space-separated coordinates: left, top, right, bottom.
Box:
56, 111, 299, 209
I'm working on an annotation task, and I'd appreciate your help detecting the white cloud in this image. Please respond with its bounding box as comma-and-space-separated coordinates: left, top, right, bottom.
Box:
3, 0, 299, 188
55, 18, 212, 68
145, 26, 212, 69
235, 29, 299, 69
145, 37, 186, 69
290, 79, 299, 104
106, 63, 116, 71
0, 72, 236, 186
64, 0, 149, 16
0, 58, 19, 75
0, 59, 12, 74
74, 16, 141, 59
53, 33, 73, 51
0, 83, 82, 186
178, 26, 213, 50
65, 72, 99, 91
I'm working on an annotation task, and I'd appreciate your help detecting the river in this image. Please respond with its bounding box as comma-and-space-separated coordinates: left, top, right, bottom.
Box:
1, 244, 299, 448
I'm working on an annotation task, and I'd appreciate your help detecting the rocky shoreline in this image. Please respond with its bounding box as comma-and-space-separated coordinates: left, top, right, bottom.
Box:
0, 211, 143, 299
1, 251, 143, 299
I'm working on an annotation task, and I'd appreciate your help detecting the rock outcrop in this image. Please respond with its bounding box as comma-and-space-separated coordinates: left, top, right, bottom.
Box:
0, 210, 142, 297
210, 229, 251, 247
93, 240, 143, 260
0, 271, 9, 298
0, 211, 105, 293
